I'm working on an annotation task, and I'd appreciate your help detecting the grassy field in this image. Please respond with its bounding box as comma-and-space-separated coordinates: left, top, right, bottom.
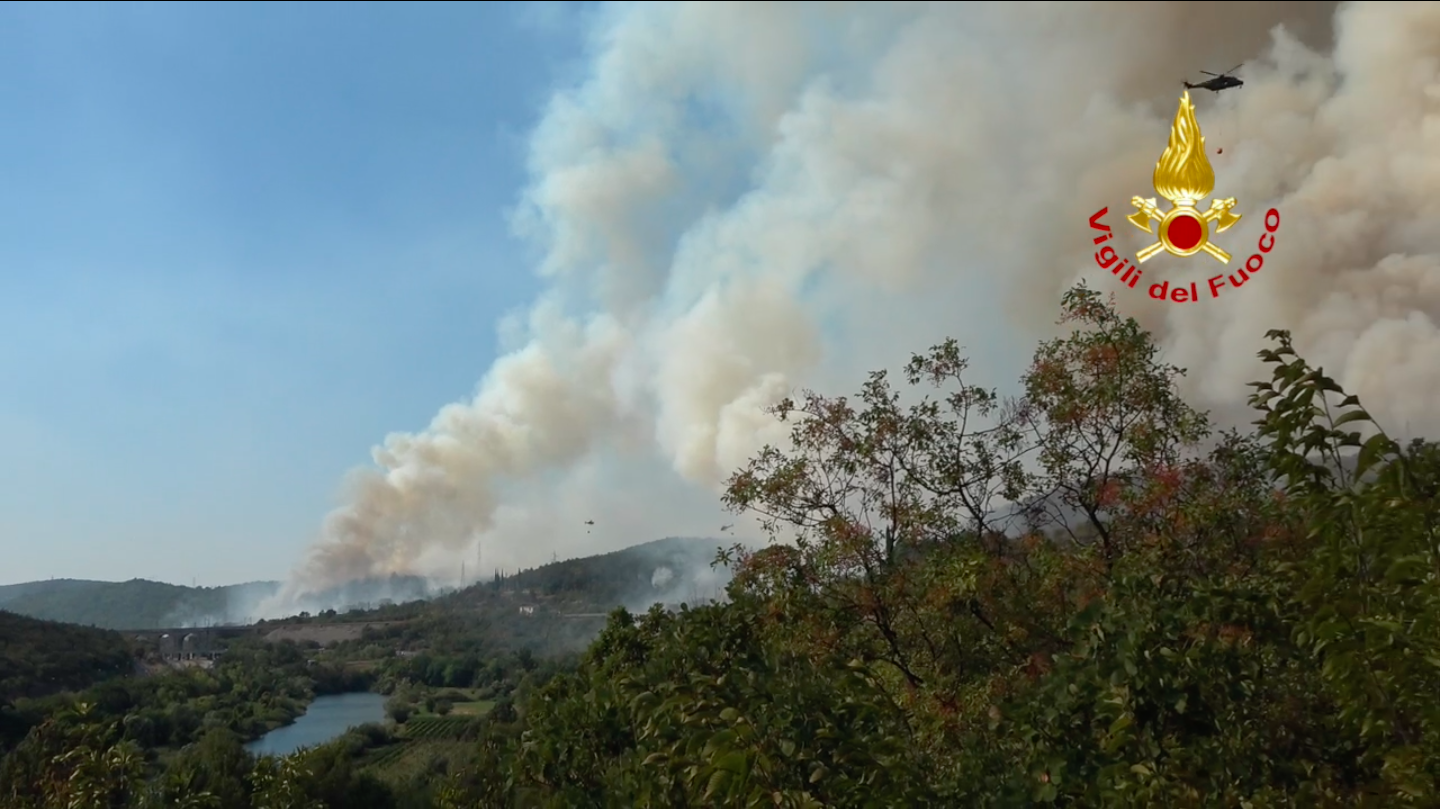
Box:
449, 699, 494, 716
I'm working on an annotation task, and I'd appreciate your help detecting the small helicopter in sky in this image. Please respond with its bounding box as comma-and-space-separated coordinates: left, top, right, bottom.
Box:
1184, 64, 1244, 94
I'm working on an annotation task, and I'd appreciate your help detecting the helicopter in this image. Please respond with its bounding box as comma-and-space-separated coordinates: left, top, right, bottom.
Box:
1184, 64, 1243, 94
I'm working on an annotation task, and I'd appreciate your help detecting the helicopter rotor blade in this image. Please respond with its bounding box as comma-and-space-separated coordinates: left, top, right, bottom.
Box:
1200, 71, 1220, 77
1224, 63, 1243, 75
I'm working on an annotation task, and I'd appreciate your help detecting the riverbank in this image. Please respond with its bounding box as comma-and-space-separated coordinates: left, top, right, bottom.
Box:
244, 691, 387, 757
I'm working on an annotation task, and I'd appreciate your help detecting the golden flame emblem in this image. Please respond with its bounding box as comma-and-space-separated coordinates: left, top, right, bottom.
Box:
1127, 91, 1241, 263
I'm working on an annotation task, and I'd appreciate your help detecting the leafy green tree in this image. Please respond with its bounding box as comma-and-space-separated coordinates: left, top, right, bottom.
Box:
248, 756, 325, 809
385, 698, 411, 724
0, 703, 150, 809
514, 604, 938, 808
163, 728, 252, 809
1251, 330, 1440, 803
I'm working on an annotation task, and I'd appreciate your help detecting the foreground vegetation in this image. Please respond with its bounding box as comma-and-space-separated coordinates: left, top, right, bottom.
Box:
5, 285, 1440, 806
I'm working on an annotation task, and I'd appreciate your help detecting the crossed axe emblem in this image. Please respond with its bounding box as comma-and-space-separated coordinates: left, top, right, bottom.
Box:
1127, 196, 1242, 264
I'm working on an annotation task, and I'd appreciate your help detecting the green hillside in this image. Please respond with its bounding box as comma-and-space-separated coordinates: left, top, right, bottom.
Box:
246, 537, 739, 662
0, 579, 280, 630
449, 535, 735, 608
0, 610, 134, 702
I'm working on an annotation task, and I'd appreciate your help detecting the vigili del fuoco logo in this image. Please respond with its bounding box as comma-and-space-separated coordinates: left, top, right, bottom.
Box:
1087, 91, 1280, 304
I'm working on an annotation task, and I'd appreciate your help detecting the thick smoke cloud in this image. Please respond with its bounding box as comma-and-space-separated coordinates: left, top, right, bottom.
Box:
273, 1, 1440, 608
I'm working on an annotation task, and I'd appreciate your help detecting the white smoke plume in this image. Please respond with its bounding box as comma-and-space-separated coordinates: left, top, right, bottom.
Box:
272, 1, 1440, 608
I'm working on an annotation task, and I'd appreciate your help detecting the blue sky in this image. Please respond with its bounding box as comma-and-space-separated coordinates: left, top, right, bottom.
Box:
0, 1, 594, 586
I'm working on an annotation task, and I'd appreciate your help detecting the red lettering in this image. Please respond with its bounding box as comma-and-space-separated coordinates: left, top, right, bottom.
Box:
1103, 209, 1278, 302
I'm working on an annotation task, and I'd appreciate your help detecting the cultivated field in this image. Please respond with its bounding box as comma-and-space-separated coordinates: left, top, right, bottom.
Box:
260, 621, 402, 647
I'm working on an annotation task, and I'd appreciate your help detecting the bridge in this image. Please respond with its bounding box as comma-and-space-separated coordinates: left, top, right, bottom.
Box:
125, 625, 254, 660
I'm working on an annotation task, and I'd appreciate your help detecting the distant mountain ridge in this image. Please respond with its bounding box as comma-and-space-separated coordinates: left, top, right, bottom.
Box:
0, 579, 281, 631
0, 536, 747, 631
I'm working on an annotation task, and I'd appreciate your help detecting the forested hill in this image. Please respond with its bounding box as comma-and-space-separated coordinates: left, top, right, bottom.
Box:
448, 536, 737, 609
0, 611, 134, 702
0, 537, 741, 632
0, 579, 280, 631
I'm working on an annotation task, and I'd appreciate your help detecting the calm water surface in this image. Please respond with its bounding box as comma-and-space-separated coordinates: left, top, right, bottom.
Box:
244, 692, 386, 757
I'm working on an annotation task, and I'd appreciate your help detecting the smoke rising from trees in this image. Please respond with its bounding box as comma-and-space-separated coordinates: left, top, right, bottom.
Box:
273, 1, 1438, 608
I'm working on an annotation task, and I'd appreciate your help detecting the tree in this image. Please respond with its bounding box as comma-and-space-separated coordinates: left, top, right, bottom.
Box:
162, 728, 251, 809
711, 284, 1412, 803
247, 755, 325, 809
385, 699, 411, 724
0, 704, 152, 809
1250, 330, 1440, 803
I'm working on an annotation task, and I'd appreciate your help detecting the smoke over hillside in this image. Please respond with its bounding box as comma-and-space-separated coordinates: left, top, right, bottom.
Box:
271, 1, 1440, 608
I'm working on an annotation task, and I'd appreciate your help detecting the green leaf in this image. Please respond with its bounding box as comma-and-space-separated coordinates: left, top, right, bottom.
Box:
1357, 432, 1394, 478
704, 729, 738, 758
703, 769, 729, 801
1108, 713, 1133, 735
1333, 409, 1372, 427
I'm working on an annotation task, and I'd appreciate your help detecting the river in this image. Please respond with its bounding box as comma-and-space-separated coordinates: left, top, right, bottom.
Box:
244, 691, 387, 757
